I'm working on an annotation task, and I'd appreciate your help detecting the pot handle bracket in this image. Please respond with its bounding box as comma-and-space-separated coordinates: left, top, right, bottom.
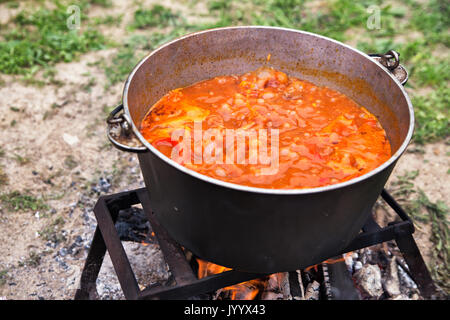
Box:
369, 50, 408, 86
107, 104, 147, 153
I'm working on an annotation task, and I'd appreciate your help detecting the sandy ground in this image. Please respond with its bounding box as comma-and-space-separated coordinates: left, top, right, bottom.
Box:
0, 49, 138, 298
387, 142, 449, 265
0, 0, 448, 300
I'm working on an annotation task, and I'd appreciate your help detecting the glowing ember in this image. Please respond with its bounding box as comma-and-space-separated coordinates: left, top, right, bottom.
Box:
196, 253, 353, 300
304, 253, 353, 272
196, 258, 269, 300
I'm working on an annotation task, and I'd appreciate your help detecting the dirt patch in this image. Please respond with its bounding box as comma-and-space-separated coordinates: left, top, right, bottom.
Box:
0, 43, 142, 298
391, 143, 450, 206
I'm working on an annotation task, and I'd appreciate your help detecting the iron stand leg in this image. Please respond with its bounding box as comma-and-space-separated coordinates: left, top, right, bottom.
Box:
74, 226, 107, 300
395, 232, 438, 299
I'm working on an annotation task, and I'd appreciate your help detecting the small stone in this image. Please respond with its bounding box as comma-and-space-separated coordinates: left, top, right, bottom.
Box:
411, 293, 420, 300
344, 255, 353, 273
46, 241, 57, 249
304, 281, 320, 300
92, 177, 112, 194
59, 247, 68, 257
384, 258, 401, 297
397, 263, 418, 289
74, 236, 83, 246
62, 133, 79, 146
354, 264, 383, 298
59, 261, 68, 270
98, 177, 111, 193
354, 261, 363, 272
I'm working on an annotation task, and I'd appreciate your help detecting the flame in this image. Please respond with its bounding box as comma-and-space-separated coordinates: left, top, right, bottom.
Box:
225, 280, 263, 300
197, 258, 231, 278
304, 252, 353, 272
197, 258, 267, 300
196, 252, 353, 300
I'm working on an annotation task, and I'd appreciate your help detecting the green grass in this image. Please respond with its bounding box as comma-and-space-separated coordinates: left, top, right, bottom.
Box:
64, 155, 78, 170
102, 46, 140, 89
38, 216, 66, 244
102, 4, 193, 88
0, 167, 7, 187
19, 251, 41, 268
409, 0, 450, 46
129, 5, 181, 30
14, 154, 30, 165
411, 86, 449, 144
91, 14, 123, 26
102, 29, 194, 88
244, 0, 405, 41
89, 0, 113, 7
0, 191, 48, 212
413, 60, 450, 88
352, 0, 450, 144
0, 1, 107, 75
0, 147, 7, 186
0, 269, 8, 286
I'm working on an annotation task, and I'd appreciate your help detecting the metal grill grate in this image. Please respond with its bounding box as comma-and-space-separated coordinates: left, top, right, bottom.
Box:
74, 188, 437, 300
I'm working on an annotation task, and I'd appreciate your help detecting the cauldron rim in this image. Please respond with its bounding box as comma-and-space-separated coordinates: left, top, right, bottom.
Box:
122, 26, 414, 195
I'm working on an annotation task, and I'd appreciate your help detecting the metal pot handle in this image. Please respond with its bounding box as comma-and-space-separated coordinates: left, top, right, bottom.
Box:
107, 104, 147, 153
369, 50, 408, 85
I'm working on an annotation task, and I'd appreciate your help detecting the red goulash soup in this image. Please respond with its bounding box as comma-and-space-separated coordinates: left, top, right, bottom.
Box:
140, 67, 391, 189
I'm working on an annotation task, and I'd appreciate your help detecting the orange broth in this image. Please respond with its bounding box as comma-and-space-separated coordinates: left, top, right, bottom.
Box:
140, 67, 391, 189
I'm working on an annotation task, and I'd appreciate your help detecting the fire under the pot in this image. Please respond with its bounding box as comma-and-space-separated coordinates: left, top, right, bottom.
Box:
192, 253, 371, 300
75, 188, 438, 300
193, 256, 351, 300
196, 258, 273, 300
